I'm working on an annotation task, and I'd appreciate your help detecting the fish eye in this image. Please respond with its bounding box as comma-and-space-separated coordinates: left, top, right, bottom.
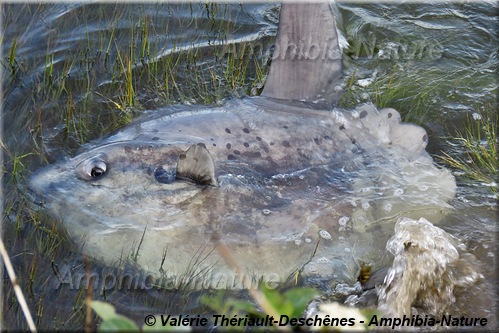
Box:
90, 164, 106, 178
77, 154, 108, 180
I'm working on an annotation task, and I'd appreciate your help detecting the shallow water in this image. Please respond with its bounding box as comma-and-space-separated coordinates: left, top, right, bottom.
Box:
1, 1, 497, 331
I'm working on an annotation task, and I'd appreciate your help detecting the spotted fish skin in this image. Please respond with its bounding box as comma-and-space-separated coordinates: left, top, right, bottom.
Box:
103, 98, 430, 177
29, 96, 455, 289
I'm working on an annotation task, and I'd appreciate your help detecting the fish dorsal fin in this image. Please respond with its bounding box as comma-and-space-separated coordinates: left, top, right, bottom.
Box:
262, 1, 343, 107
176, 143, 218, 186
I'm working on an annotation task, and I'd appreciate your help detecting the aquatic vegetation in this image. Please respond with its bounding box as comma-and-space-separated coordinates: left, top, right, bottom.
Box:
439, 107, 497, 193
339, 64, 439, 125
7, 37, 19, 79
1, 3, 271, 153
1, 1, 496, 331
339, 50, 497, 196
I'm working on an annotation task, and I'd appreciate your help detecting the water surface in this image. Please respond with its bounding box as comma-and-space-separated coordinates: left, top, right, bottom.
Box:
1, 1, 497, 330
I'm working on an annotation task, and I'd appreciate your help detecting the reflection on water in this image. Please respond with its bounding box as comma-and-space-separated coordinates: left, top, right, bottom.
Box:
1, 1, 497, 331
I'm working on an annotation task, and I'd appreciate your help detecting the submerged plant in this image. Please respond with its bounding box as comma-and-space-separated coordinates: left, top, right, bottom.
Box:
338, 64, 438, 125
439, 107, 498, 193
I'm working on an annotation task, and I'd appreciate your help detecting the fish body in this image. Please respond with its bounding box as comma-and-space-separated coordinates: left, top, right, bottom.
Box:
30, 97, 455, 288
29, 2, 456, 288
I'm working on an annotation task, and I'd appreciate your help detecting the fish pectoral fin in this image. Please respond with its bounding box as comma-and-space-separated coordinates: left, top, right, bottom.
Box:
176, 143, 218, 186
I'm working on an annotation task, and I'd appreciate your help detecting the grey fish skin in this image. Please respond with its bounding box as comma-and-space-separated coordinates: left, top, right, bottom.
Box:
102, 98, 429, 174
262, 1, 343, 106
29, 97, 455, 288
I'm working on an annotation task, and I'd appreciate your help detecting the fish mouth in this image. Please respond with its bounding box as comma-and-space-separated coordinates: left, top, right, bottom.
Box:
25, 170, 52, 208
24, 185, 46, 207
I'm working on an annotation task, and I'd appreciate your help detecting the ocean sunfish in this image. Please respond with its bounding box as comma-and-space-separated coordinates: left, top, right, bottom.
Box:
29, 2, 455, 289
